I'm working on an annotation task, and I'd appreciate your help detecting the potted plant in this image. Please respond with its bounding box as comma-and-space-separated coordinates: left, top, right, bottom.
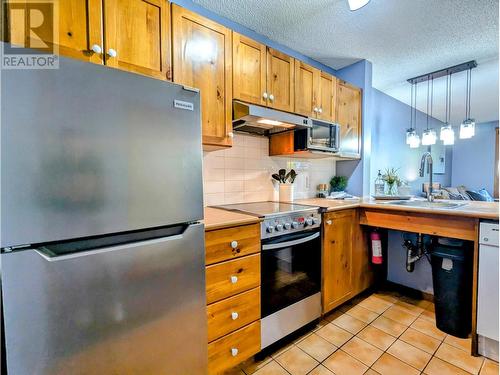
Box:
330, 176, 348, 193
271, 169, 297, 201
382, 168, 401, 195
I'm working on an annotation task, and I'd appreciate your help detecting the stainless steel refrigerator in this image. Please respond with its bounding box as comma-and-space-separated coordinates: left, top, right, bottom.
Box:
1, 54, 207, 374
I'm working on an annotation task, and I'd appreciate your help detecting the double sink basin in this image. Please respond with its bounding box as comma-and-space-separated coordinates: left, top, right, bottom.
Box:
383, 200, 468, 209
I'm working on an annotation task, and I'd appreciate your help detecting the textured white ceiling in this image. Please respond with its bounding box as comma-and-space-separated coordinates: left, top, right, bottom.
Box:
192, 0, 499, 123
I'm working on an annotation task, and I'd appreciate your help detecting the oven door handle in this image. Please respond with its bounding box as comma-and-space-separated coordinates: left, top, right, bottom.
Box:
262, 232, 320, 251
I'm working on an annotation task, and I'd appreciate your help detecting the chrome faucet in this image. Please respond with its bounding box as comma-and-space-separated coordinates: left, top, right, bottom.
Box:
419, 152, 434, 202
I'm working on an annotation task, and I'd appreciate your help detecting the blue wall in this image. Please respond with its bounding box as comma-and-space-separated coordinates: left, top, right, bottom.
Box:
170, 0, 337, 76
451, 121, 498, 195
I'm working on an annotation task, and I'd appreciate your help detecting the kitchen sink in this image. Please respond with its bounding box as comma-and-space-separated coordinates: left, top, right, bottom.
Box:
385, 200, 468, 209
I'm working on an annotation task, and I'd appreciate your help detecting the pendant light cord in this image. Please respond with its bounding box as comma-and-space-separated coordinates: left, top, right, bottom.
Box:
449, 73, 453, 124
426, 78, 430, 130
445, 73, 449, 124
468, 68, 472, 119
410, 82, 414, 129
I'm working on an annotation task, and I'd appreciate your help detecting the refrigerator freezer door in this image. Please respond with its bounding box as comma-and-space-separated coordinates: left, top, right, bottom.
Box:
2, 223, 207, 375
1, 55, 203, 248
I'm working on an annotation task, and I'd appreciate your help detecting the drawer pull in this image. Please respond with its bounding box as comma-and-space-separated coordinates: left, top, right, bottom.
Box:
231, 311, 239, 320
326, 220, 332, 225
230, 240, 238, 249
231, 348, 238, 357
230, 275, 238, 284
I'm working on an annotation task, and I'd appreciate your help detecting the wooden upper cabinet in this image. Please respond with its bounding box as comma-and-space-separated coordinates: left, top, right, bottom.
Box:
266, 48, 294, 112
318, 72, 337, 121
294, 61, 320, 117
337, 80, 362, 157
4, 0, 103, 64
172, 5, 233, 148
233, 32, 266, 106
322, 209, 355, 313
104, 0, 171, 80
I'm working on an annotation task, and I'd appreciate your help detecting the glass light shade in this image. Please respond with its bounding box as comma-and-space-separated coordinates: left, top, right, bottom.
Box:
459, 119, 476, 139
406, 128, 416, 144
348, 0, 370, 11
440, 124, 455, 145
421, 129, 437, 146
408, 133, 421, 148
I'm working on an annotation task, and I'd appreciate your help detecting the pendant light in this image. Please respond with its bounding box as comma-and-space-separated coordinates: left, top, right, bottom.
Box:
348, 0, 370, 11
460, 68, 475, 139
406, 82, 420, 148
440, 72, 455, 145
422, 78, 437, 145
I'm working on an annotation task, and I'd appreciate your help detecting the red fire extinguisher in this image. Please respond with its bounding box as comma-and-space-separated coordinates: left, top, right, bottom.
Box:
371, 230, 383, 264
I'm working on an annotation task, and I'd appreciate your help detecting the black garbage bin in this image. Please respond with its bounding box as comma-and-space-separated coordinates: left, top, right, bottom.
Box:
431, 238, 473, 338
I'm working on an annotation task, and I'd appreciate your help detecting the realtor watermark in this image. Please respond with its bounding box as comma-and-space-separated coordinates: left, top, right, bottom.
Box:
2, 0, 59, 69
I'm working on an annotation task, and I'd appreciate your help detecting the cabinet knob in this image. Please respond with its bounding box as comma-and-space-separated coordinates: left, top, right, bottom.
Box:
228, 132, 234, 138
326, 220, 332, 225
107, 48, 117, 58
269, 94, 275, 101
230, 275, 238, 284
231, 348, 238, 357
318, 108, 323, 113
313, 107, 318, 112
230, 240, 238, 249
90, 44, 102, 54
263, 92, 268, 99
231, 312, 239, 320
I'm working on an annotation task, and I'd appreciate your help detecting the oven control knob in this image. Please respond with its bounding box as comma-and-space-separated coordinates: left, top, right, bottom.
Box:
284, 222, 291, 230
292, 221, 299, 229
275, 224, 283, 232
312, 217, 320, 225
266, 226, 274, 233
305, 218, 313, 226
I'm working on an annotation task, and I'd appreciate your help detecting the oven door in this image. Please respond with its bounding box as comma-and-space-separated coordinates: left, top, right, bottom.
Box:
307, 119, 340, 153
261, 229, 321, 318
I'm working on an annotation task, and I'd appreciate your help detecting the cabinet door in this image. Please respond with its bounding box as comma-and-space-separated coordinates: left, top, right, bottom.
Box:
266, 48, 294, 112
5, 0, 103, 64
318, 72, 337, 122
233, 32, 266, 106
172, 5, 233, 148
294, 60, 320, 117
337, 80, 362, 157
322, 209, 355, 313
104, 0, 171, 80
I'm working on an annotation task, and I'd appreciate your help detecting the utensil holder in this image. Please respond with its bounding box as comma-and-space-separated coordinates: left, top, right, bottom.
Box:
279, 183, 294, 202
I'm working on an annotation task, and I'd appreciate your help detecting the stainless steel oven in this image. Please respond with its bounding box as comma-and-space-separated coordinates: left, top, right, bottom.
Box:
301, 118, 340, 153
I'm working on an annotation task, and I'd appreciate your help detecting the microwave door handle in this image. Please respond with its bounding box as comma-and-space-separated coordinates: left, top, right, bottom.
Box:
262, 232, 320, 251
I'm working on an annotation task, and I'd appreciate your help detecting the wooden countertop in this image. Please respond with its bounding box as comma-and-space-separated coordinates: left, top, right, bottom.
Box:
204, 207, 261, 231
294, 197, 499, 220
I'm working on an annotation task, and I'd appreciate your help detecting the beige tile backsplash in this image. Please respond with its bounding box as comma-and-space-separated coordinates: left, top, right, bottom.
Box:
203, 133, 336, 206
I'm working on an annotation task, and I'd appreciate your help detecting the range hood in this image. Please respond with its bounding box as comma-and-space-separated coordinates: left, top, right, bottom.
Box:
232, 100, 311, 136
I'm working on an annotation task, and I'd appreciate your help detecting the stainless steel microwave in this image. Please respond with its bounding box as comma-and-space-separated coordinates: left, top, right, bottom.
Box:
295, 118, 340, 153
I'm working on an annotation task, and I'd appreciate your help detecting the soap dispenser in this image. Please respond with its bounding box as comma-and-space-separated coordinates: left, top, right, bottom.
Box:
374, 170, 385, 196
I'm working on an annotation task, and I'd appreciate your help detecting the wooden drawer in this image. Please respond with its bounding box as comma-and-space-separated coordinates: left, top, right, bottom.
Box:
207, 287, 260, 342
208, 321, 261, 375
205, 224, 260, 265
206, 254, 260, 304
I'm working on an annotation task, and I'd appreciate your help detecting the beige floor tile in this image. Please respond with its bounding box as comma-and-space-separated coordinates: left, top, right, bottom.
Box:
253, 360, 290, 375
382, 305, 419, 326
435, 343, 484, 374
372, 291, 400, 304
399, 327, 441, 354
420, 309, 436, 322
372, 353, 420, 375
222, 367, 246, 375
296, 333, 337, 362
316, 323, 353, 347
481, 359, 499, 375
444, 334, 472, 352
358, 295, 394, 314
241, 356, 273, 374
293, 331, 314, 345
411, 317, 447, 340
399, 295, 431, 309
307, 364, 334, 375
270, 341, 295, 359
387, 339, 432, 371
394, 300, 425, 316
331, 314, 367, 334
425, 303, 436, 312
345, 305, 379, 323
275, 346, 318, 375
341, 336, 383, 366
423, 356, 471, 375
365, 369, 381, 375
370, 316, 407, 337
356, 325, 396, 351
323, 350, 368, 375
323, 309, 344, 323
312, 318, 331, 332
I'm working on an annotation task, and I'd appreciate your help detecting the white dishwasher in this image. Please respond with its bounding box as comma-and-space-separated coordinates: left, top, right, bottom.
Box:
477, 221, 499, 361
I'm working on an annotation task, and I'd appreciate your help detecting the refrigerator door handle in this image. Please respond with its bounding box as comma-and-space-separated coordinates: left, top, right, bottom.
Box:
34, 227, 192, 262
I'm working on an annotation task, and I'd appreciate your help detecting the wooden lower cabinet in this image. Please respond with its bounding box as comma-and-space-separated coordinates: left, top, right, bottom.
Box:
322, 209, 374, 313
208, 321, 261, 375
